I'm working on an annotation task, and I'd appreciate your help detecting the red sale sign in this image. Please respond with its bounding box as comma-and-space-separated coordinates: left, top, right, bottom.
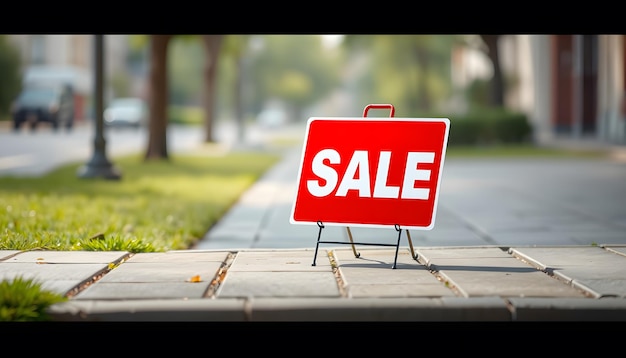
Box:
290, 117, 450, 230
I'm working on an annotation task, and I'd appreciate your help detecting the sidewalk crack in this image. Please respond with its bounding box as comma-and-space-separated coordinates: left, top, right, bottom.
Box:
203, 251, 236, 298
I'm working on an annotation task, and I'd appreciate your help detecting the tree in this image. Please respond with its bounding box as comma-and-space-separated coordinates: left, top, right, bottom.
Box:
0, 35, 22, 118
479, 34, 505, 107
221, 35, 250, 143
248, 35, 342, 121
145, 35, 172, 161
344, 35, 456, 116
140, 34, 225, 159
200, 35, 223, 143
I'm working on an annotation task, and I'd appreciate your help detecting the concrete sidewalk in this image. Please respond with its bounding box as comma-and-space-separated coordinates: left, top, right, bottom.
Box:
196, 136, 626, 251
2, 136, 626, 321
3, 125, 626, 321
2, 245, 626, 321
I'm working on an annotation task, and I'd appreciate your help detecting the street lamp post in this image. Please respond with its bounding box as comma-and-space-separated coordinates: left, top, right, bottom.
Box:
77, 34, 121, 180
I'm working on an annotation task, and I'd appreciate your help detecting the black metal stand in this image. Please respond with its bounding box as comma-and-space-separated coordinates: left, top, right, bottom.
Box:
309, 103, 421, 269
311, 222, 418, 269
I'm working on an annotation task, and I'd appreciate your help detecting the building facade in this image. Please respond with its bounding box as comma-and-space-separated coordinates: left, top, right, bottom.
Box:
505, 35, 625, 146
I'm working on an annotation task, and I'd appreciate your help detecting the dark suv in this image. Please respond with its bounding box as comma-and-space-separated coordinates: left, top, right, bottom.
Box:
11, 84, 75, 131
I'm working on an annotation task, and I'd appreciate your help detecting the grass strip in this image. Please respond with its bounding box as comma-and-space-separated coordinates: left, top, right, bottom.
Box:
0, 149, 280, 252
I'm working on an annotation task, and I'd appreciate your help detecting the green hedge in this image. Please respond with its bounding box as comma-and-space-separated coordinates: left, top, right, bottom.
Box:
447, 109, 533, 146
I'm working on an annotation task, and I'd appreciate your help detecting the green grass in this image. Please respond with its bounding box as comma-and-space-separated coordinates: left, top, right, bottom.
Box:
0, 276, 68, 321
0, 148, 280, 252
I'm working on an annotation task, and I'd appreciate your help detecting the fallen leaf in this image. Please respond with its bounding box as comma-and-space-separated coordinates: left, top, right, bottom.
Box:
187, 275, 202, 283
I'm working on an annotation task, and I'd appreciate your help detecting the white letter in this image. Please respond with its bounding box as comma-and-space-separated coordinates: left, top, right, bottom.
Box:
373, 151, 399, 198
401, 152, 435, 200
307, 149, 339, 197
336, 150, 371, 197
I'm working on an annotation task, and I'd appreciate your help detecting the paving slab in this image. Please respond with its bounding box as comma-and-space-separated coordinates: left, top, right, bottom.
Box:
227, 249, 332, 271
0, 250, 21, 260
416, 247, 588, 298
333, 248, 456, 298
508, 297, 626, 321
0, 262, 110, 295
216, 271, 340, 298
510, 246, 626, 297
1, 250, 129, 263
71, 251, 227, 300
125, 251, 229, 263
488, 231, 598, 246
94, 261, 224, 283
216, 249, 339, 298
74, 281, 212, 300
249, 297, 512, 321
48, 298, 249, 321
606, 245, 626, 257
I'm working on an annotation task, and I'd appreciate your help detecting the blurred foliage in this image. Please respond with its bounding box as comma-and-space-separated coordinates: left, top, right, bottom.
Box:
344, 35, 467, 117
0, 35, 22, 118
447, 108, 533, 146
247, 35, 343, 120
163, 34, 344, 123
168, 105, 204, 125
168, 36, 205, 106
6, 34, 516, 131
109, 70, 132, 98
111, 34, 511, 129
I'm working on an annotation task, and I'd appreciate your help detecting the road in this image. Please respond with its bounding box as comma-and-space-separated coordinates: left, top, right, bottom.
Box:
0, 119, 282, 177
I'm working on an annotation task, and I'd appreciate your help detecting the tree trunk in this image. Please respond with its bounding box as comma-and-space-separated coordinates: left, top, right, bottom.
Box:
414, 45, 432, 113
201, 35, 223, 143
234, 56, 245, 143
145, 34, 171, 160
480, 34, 505, 107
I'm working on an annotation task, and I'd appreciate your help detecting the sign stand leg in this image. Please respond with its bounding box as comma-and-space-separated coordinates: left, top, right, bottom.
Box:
312, 221, 325, 266
391, 225, 403, 269
311, 222, 416, 269
405, 230, 418, 260
345, 227, 361, 258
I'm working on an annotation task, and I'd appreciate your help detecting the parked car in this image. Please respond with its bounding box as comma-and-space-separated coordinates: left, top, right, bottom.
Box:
103, 97, 147, 128
11, 84, 75, 131
257, 107, 287, 128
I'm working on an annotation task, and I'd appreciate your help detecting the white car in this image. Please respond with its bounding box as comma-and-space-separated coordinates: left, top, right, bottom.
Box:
257, 107, 287, 128
104, 97, 147, 128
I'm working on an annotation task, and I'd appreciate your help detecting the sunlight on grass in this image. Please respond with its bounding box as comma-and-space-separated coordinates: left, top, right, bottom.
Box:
0, 151, 280, 252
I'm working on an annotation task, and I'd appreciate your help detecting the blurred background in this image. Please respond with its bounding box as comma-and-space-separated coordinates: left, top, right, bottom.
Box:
0, 34, 624, 148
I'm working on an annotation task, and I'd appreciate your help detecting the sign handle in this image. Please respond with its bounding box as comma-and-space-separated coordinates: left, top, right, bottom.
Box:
363, 103, 395, 118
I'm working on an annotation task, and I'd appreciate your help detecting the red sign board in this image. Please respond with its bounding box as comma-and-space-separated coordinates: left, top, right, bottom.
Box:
290, 117, 450, 230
